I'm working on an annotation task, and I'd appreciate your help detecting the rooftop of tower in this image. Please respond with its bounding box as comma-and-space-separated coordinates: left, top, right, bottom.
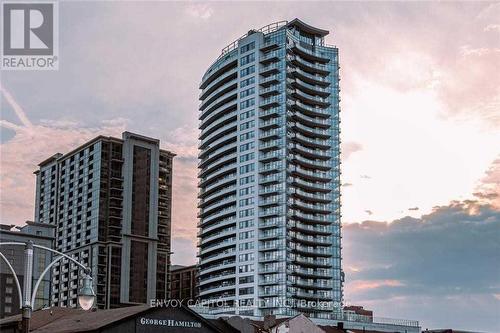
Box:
217, 18, 332, 60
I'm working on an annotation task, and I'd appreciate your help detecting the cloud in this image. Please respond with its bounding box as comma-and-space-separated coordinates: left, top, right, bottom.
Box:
342, 182, 353, 187
342, 141, 363, 161
364, 210, 373, 215
343, 200, 500, 331
484, 24, 500, 33
473, 157, 500, 209
171, 237, 197, 266
0, 87, 127, 224
185, 3, 214, 20
360, 175, 371, 179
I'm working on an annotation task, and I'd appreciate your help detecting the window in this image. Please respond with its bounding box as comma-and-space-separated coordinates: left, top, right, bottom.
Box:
239, 186, 254, 196
240, 152, 254, 163
239, 230, 254, 239
240, 163, 254, 174
241, 77, 255, 88
239, 264, 254, 273
240, 120, 254, 130
239, 253, 254, 262
239, 208, 254, 218
240, 142, 254, 152
240, 87, 255, 98
240, 98, 255, 109
239, 287, 254, 295
240, 41, 255, 53
240, 175, 255, 185
239, 276, 254, 284
240, 109, 255, 120
239, 198, 254, 206
239, 219, 254, 228
240, 65, 255, 77
239, 241, 254, 250
240, 132, 255, 141
240, 53, 255, 66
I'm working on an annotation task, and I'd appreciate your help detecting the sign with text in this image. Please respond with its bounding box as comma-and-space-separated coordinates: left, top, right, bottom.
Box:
1, 1, 59, 70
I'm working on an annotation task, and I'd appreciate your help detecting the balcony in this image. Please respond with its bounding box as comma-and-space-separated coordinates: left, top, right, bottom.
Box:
198, 270, 236, 286
260, 96, 283, 109
287, 54, 329, 75
288, 100, 330, 118
200, 54, 237, 89
198, 216, 237, 236
290, 143, 331, 160
199, 184, 237, 208
290, 132, 332, 149
289, 41, 330, 64
260, 50, 281, 63
259, 139, 284, 151
199, 173, 236, 196
288, 110, 331, 129
291, 244, 332, 257
259, 229, 285, 239
259, 84, 281, 97
289, 165, 332, 182
260, 39, 280, 52
198, 160, 236, 183
260, 150, 284, 161
199, 109, 237, 138
200, 226, 237, 246
289, 176, 332, 192
291, 232, 333, 246
198, 237, 236, 256
200, 68, 238, 101
259, 217, 285, 229
198, 247, 236, 265
198, 142, 237, 168
198, 205, 237, 228
288, 220, 333, 235
260, 73, 284, 87
259, 196, 283, 206
288, 187, 332, 203
199, 79, 238, 111
291, 267, 333, 279
260, 63, 281, 75
288, 209, 335, 224
199, 153, 237, 178
198, 195, 237, 218
259, 173, 283, 185
259, 106, 285, 118
259, 128, 284, 140
260, 118, 283, 130
291, 88, 330, 107
291, 154, 332, 171
259, 184, 284, 195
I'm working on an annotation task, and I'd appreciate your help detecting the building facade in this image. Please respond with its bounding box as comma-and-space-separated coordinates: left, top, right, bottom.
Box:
0, 221, 55, 318
171, 265, 198, 301
34, 132, 174, 309
197, 19, 343, 319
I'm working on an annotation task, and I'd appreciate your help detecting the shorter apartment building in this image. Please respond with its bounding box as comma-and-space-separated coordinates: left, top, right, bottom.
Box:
171, 265, 198, 301
0, 221, 55, 318
34, 132, 174, 309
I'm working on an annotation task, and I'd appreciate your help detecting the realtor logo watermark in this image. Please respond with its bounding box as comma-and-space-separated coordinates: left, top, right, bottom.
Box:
1, 1, 58, 70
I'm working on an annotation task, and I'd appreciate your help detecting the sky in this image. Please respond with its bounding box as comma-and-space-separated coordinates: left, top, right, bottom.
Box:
0, 1, 499, 332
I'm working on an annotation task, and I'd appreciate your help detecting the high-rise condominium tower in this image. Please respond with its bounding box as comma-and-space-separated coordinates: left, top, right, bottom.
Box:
34, 132, 174, 309
197, 19, 343, 319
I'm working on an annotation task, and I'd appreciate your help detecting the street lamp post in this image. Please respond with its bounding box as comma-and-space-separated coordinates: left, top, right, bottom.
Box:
0, 241, 96, 333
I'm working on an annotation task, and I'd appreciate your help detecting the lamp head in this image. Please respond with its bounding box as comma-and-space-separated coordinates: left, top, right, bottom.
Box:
78, 273, 95, 311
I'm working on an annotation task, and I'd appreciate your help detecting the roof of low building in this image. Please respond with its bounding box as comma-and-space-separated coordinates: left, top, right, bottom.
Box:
0, 305, 236, 333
